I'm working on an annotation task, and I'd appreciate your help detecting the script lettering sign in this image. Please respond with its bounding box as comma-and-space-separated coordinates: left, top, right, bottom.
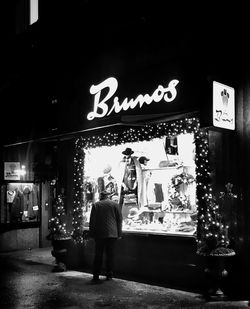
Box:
87, 77, 179, 121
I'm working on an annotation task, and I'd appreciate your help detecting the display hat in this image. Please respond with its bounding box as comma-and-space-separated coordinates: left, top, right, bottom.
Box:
127, 207, 139, 218
103, 164, 112, 174
111, 194, 119, 202
139, 156, 150, 164
23, 185, 32, 194
122, 147, 134, 155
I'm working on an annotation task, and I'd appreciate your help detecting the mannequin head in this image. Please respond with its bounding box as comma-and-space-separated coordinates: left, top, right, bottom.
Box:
139, 156, 150, 166
122, 148, 134, 163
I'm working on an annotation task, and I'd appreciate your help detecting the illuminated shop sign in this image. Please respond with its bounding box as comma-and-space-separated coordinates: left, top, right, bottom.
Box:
87, 77, 179, 120
213, 81, 235, 130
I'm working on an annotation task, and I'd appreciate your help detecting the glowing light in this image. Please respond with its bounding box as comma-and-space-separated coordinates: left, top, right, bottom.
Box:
87, 77, 179, 120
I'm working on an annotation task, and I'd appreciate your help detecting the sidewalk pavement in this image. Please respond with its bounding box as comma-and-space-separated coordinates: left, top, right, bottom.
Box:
0, 247, 249, 308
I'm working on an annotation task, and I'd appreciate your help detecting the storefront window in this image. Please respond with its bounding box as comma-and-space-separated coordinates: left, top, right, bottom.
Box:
0, 182, 40, 224
82, 133, 197, 236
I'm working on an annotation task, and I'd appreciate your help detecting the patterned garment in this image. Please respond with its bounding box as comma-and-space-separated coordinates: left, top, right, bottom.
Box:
123, 160, 137, 190
89, 199, 122, 239
7, 190, 16, 203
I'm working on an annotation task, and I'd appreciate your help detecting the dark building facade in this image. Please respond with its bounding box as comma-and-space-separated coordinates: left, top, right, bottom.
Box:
0, 1, 250, 296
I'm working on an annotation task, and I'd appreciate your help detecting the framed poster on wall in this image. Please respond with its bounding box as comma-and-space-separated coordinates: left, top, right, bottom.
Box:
213, 81, 235, 130
4, 162, 21, 181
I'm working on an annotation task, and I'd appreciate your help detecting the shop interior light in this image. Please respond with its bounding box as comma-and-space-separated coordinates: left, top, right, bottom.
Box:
15, 165, 26, 176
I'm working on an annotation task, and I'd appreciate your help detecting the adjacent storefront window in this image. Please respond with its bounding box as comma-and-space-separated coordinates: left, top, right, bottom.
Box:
82, 132, 197, 236
0, 182, 40, 224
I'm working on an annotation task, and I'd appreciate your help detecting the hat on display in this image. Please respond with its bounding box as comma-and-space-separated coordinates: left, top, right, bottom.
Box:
103, 164, 112, 174
127, 207, 139, 219
139, 156, 150, 164
111, 195, 119, 202
159, 160, 169, 168
23, 185, 32, 194
122, 147, 134, 155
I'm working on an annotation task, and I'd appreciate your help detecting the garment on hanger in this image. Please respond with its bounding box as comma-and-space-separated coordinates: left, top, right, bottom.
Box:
11, 190, 24, 222
165, 137, 178, 155
7, 190, 16, 203
123, 158, 137, 191
154, 183, 164, 203
22, 185, 36, 219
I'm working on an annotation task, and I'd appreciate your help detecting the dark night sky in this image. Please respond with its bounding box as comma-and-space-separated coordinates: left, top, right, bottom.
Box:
0, 1, 248, 97
0, 1, 247, 67
0, 1, 248, 144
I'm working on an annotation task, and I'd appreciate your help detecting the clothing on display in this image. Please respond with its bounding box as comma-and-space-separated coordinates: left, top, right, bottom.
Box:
82, 133, 197, 236
97, 173, 118, 198
7, 190, 16, 203
122, 159, 137, 191
165, 136, 178, 155
85, 182, 94, 201
154, 183, 164, 203
1, 183, 40, 223
22, 185, 38, 220
120, 148, 142, 207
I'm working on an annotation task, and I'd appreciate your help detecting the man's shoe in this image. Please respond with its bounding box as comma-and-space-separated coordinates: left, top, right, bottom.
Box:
105, 271, 113, 280
91, 277, 102, 284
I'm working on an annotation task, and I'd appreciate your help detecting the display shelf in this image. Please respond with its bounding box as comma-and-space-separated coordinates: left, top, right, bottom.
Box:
142, 165, 183, 171
131, 208, 197, 215
164, 211, 197, 214
83, 225, 196, 237
142, 164, 195, 172
122, 227, 196, 237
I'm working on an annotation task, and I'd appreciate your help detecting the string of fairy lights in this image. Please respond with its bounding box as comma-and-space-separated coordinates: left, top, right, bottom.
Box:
71, 117, 228, 248
72, 147, 85, 243
48, 194, 69, 240
195, 130, 230, 249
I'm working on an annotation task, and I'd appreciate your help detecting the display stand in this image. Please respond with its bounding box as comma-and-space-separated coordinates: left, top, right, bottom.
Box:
197, 250, 236, 300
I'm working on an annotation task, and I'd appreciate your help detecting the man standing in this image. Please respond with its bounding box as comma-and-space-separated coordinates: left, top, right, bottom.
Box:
89, 190, 122, 283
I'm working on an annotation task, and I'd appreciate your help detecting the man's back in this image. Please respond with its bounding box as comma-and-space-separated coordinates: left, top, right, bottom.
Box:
89, 199, 122, 239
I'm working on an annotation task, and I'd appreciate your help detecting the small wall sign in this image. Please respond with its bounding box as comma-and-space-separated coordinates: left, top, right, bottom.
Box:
213, 81, 235, 130
4, 162, 21, 180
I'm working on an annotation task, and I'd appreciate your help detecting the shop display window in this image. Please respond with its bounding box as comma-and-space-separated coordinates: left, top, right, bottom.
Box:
0, 182, 40, 224
82, 133, 197, 236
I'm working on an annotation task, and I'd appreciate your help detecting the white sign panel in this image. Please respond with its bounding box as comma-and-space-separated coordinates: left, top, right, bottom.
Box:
213, 81, 235, 130
4, 162, 21, 180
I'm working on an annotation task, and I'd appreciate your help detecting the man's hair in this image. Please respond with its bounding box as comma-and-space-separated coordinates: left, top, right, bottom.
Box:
100, 191, 109, 200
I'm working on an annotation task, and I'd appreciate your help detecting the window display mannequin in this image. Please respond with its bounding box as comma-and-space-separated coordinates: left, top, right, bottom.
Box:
6, 184, 23, 223
7, 189, 16, 203
121, 148, 137, 193
22, 185, 37, 221
119, 148, 143, 213
138, 156, 150, 208
85, 180, 94, 202
97, 165, 118, 199
138, 156, 150, 166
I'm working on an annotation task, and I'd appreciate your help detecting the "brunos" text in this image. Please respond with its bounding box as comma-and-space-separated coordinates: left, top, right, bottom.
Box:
87, 77, 179, 120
